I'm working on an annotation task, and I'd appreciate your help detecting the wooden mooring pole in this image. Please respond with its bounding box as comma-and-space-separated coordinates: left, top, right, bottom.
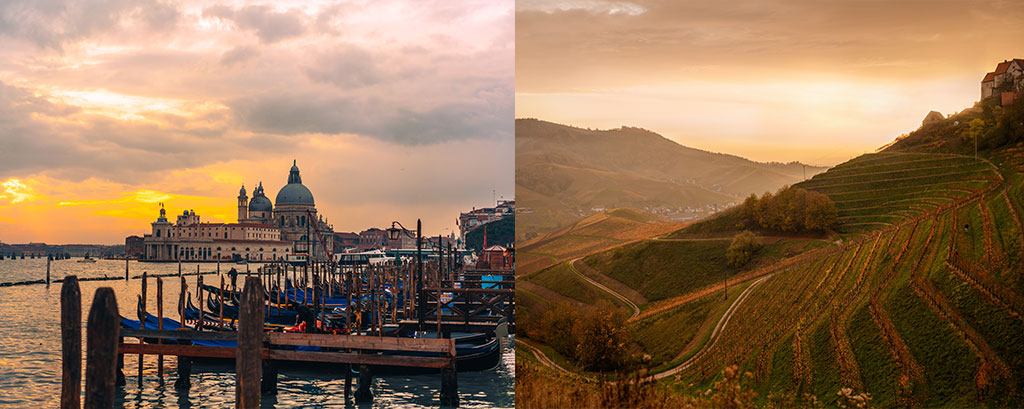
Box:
60, 276, 81, 409
138, 272, 147, 385
237, 276, 264, 408
84, 288, 119, 409
157, 277, 164, 380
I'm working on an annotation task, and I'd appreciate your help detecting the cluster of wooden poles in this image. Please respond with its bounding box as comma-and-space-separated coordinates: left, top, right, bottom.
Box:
59, 273, 463, 409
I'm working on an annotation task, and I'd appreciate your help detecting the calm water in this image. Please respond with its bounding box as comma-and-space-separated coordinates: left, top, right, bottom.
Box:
0, 258, 515, 408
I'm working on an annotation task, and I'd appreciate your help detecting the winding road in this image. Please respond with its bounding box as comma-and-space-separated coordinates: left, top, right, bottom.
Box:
568, 257, 641, 320
521, 270, 772, 381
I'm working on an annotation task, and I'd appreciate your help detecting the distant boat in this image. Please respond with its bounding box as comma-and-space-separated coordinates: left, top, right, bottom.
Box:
78, 253, 97, 263
285, 253, 308, 266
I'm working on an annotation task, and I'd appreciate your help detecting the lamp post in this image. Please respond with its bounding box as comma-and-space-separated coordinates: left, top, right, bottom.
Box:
388, 219, 423, 329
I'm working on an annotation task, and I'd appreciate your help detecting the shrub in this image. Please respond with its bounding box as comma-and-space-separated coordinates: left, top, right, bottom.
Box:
726, 230, 761, 267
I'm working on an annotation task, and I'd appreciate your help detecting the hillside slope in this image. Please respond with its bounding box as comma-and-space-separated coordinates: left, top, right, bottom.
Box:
519, 103, 1024, 406
515, 119, 828, 240
663, 141, 1024, 406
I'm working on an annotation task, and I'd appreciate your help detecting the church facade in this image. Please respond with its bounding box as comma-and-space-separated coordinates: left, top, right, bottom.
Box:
141, 160, 334, 262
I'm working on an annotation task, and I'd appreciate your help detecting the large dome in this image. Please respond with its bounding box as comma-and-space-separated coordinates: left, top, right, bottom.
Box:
275, 160, 315, 206
276, 183, 314, 206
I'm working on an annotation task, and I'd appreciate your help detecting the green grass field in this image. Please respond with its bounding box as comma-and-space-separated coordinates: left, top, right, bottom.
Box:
519, 142, 1024, 408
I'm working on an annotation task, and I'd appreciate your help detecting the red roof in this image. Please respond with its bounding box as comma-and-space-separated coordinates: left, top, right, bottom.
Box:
994, 61, 1013, 75
982, 72, 996, 82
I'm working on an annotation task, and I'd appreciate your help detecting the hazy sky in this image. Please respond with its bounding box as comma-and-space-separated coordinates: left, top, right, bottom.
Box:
0, 0, 513, 244
516, 0, 1024, 166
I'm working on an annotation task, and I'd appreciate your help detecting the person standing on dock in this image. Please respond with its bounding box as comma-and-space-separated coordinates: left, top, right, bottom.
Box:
228, 267, 238, 291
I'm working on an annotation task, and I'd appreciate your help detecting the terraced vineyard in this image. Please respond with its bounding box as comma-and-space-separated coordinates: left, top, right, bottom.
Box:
796, 152, 1001, 234
670, 146, 1024, 406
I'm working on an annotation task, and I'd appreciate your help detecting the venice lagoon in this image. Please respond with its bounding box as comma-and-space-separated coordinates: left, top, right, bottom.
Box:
0, 258, 515, 408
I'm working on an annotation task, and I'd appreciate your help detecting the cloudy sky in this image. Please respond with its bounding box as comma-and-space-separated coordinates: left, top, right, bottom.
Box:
0, 0, 513, 244
516, 0, 1024, 166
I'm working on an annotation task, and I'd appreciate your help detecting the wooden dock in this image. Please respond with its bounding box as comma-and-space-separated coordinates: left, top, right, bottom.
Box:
60, 276, 467, 408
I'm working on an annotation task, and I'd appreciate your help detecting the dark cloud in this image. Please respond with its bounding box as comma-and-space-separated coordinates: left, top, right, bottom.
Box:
0, 80, 295, 184
0, 0, 180, 49
228, 82, 513, 145
303, 45, 384, 88
203, 4, 306, 44
220, 45, 260, 66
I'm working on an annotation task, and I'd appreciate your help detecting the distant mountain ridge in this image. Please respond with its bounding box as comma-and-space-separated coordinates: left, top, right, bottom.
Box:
515, 118, 828, 240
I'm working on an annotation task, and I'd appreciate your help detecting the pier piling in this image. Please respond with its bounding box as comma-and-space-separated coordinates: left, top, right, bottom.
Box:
441, 365, 459, 407
157, 277, 164, 380
60, 276, 81, 409
236, 277, 264, 408
84, 288, 119, 409
261, 360, 278, 395
138, 272, 147, 385
47, 255, 52, 286
355, 364, 373, 404
174, 355, 191, 390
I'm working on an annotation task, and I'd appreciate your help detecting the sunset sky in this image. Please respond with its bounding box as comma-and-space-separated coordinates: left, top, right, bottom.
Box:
516, 0, 1024, 166
0, 0, 513, 244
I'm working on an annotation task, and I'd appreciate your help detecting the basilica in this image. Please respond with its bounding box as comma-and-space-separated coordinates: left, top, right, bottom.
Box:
142, 161, 335, 262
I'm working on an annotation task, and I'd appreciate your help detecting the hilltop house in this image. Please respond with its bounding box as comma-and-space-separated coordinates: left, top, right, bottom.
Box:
981, 59, 1024, 105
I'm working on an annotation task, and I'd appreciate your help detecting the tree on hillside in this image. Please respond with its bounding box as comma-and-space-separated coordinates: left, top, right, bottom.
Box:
574, 306, 630, 372
726, 230, 761, 268
538, 303, 581, 360
465, 216, 515, 251
736, 194, 757, 230
805, 193, 838, 232
737, 186, 837, 233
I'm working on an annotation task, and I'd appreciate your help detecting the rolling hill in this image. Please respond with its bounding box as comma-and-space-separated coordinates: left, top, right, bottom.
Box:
517, 100, 1024, 407
515, 119, 828, 241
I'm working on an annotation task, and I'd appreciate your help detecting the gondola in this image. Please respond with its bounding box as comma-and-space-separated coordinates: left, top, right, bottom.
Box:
118, 314, 502, 373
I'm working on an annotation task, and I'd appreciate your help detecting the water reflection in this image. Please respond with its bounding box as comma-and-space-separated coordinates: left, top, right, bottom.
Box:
0, 258, 514, 408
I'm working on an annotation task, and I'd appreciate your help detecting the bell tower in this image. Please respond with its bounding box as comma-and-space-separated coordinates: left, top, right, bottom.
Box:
237, 184, 248, 222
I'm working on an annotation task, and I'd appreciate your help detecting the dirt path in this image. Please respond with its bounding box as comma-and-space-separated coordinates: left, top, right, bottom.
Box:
518, 338, 572, 376
518, 273, 771, 383
568, 257, 641, 320
652, 274, 770, 380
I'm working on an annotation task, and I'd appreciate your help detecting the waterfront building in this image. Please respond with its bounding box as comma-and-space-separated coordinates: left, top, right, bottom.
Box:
125, 235, 144, 259
457, 199, 514, 240
141, 160, 334, 261
142, 206, 291, 261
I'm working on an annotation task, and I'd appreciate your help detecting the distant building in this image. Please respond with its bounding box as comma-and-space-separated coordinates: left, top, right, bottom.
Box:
981, 58, 1024, 103
458, 200, 514, 240
141, 160, 337, 261
357, 228, 388, 250
333, 232, 360, 251
125, 235, 144, 259
476, 245, 512, 270
142, 206, 291, 261
236, 160, 335, 260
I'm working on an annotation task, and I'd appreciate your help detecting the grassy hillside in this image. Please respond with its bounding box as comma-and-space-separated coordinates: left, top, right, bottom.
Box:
517, 208, 685, 276
663, 143, 1024, 407
516, 119, 828, 241
519, 135, 1024, 407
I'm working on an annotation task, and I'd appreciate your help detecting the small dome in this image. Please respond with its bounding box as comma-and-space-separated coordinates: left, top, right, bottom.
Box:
249, 195, 273, 212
